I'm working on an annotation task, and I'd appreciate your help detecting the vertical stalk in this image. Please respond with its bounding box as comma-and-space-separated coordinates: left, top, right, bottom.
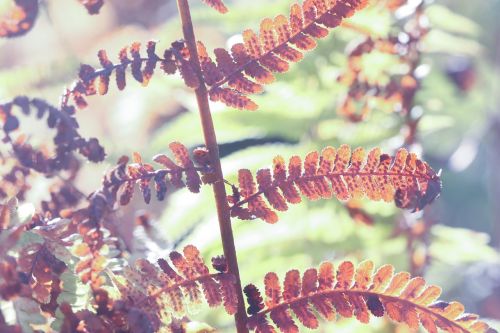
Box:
175, 1, 249, 332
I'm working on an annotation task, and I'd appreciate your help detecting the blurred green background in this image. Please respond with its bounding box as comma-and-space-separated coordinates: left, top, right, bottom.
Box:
1, 0, 499, 332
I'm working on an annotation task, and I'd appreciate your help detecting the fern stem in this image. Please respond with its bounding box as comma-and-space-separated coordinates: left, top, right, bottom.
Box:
340, 21, 373, 36
175, 1, 249, 332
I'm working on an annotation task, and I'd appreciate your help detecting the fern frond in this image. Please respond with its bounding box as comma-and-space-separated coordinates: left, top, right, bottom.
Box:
344, 200, 374, 225
0, 96, 106, 173
17, 242, 66, 304
337, 36, 409, 122
0, 155, 31, 201
113, 245, 238, 330
73, 233, 122, 290
78, 0, 105, 15
229, 145, 441, 223
196, 0, 368, 110
66, 40, 198, 109
0, 0, 38, 38
200, 0, 228, 14
48, 205, 122, 291
66, 142, 208, 284
245, 261, 497, 333
338, 2, 429, 122
96, 142, 207, 207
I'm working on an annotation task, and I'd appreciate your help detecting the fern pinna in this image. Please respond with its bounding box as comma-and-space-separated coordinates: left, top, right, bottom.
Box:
230, 145, 441, 223
111, 245, 237, 331
97, 141, 207, 206
337, 1, 429, 123
69, 40, 199, 110
65, 0, 368, 111
198, 0, 369, 110
244, 261, 495, 333
201, 0, 228, 14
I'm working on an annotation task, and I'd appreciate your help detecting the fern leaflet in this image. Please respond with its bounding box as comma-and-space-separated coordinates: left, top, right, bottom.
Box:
196, 0, 368, 110
112, 245, 238, 330
200, 0, 228, 14
244, 260, 497, 333
67, 40, 198, 109
96, 142, 208, 207
229, 145, 441, 223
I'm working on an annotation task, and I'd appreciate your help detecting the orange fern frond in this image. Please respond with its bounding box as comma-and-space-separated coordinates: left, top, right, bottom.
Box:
98, 141, 208, 206
229, 145, 441, 223
196, 0, 368, 110
337, 36, 411, 122
113, 245, 238, 330
244, 260, 497, 333
78, 0, 105, 15
67, 40, 198, 109
200, 0, 228, 14
0, 0, 38, 38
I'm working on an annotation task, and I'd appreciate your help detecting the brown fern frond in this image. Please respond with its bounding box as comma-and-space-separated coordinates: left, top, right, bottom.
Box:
0, 96, 106, 174
229, 145, 441, 223
244, 261, 497, 333
66, 40, 198, 109
34, 146, 207, 291
96, 142, 207, 207
59, 142, 209, 290
200, 0, 228, 14
59, 292, 142, 332
0, 217, 81, 328
338, 1, 429, 122
113, 245, 238, 330
40, 182, 85, 217
60, 290, 204, 332
196, 0, 368, 110
0, 0, 38, 38
17, 242, 66, 304
337, 36, 409, 122
28, 207, 122, 292
0, 223, 29, 301
78, 0, 105, 15
344, 199, 374, 226
0, 155, 31, 201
